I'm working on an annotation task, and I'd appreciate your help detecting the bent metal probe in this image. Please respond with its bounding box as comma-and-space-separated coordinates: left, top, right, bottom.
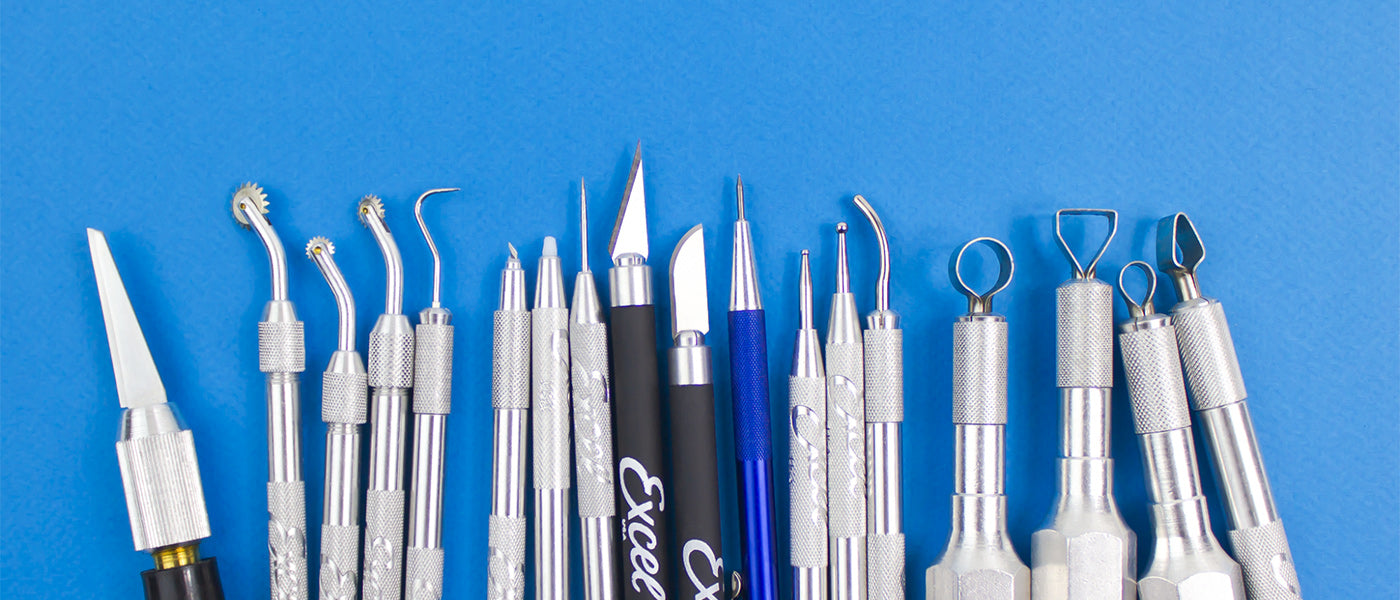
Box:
306, 237, 368, 600
729, 177, 779, 600
232, 183, 308, 600
1156, 214, 1302, 600
406, 188, 460, 599
571, 181, 620, 600
1031, 209, 1136, 599
852, 196, 904, 600
90, 229, 225, 600
926, 237, 1029, 600
359, 195, 415, 600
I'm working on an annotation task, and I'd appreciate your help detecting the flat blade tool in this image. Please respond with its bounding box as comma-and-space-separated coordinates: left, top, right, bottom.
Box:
406, 188, 461, 600
608, 143, 673, 600
668, 224, 729, 599
926, 237, 1030, 600
359, 195, 415, 600
533, 235, 573, 600
571, 180, 621, 600
232, 183, 309, 600
487, 244, 530, 600
1116, 262, 1245, 600
728, 177, 779, 600
789, 250, 830, 600
306, 237, 369, 600
1031, 209, 1136, 600
89, 228, 225, 600
852, 196, 904, 600
827, 223, 867, 600
1156, 214, 1302, 600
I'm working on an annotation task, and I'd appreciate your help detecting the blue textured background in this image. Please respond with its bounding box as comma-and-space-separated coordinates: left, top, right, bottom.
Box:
3, 2, 1396, 598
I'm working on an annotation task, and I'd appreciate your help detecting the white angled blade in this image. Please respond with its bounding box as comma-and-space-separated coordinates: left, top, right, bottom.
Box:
88, 228, 167, 408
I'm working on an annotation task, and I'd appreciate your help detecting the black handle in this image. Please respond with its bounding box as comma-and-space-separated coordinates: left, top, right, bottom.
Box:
141, 558, 224, 600
669, 381, 725, 599
609, 303, 672, 600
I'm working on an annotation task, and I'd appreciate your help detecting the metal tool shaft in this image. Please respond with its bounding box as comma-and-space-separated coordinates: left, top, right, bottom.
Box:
790, 250, 829, 600
1156, 214, 1302, 600
533, 238, 572, 600
826, 224, 866, 600
489, 246, 529, 600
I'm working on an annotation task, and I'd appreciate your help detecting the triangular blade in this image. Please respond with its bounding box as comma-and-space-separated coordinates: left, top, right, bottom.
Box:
669, 224, 709, 338
88, 228, 167, 408
609, 143, 649, 261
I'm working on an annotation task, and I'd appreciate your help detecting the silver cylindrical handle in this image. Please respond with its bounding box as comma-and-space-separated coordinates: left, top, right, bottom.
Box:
492, 311, 531, 410
319, 522, 360, 600
570, 319, 614, 518
789, 374, 828, 570
1171, 299, 1247, 411
1055, 280, 1113, 389
487, 513, 527, 600
362, 488, 406, 600
268, 480, 308, 600
952, 317, 1007, 425
412, 322, 453, 415
405, 546, 445, 600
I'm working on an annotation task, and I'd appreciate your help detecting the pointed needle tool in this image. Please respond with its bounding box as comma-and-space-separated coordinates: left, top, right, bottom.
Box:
668, 225, 731, 599
728, 176, 779, 600
306, 237, 368, 600
789, 250, 829, 600
571, 179, 621, 600
232, 183, 308, 600
533, 235, 573, 600
827, 222, 867, 600
608, 143, 674, 600
487, 243, 530, 599
358, 194, 414, 600
853, 195, 905, 599
406, 188, 460, 597
90, 228, 224, 600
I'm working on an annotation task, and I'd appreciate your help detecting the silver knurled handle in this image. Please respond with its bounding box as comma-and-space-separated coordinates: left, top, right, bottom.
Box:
789, 374, 828, 568
863, 328, 903, 423
405, 546, 445, 600
260, 320, 307, 374
362, 489, 405, 600
492, 311, 531, 410
1120, 325, 1193, 435
570, 320, 615, 518
952, 319, 1007, 425
487, 514, 527, 600
1172, 300, 1248, 411
825, 340, 865, 538
1056, 280, 1113, 388
1228, 519, 1302, 600
532, 307, 571, 490
269, 480, 308, 600
867, 532, 906, 599
318, 523, 360, 600
413, 322, 454, 415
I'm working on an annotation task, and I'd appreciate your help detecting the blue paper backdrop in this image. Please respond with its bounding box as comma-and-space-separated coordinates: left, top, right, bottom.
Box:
3, 2, 1396, 598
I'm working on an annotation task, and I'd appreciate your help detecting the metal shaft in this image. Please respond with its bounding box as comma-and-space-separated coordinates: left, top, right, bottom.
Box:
826, 224, 866, 600
533, 238, 571, 600
489, 246, 530, 600
790, 250, 829, 600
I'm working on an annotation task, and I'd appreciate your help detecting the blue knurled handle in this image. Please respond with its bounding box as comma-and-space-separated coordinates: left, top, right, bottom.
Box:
728, 309, 772, 461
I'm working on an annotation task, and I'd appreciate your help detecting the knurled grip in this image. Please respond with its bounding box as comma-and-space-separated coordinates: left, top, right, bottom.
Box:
322, 369, 368, 425
268, 480, 308, 600
492, 311, 531, 410
405, 546, 445, 600
863, 328, 904, 423
1228, 519, 1301, 600
362, 489, 405, 600
260, 321, 307, 374
868, 532, 906, 599
116, 429, 211, 551
369, 315, 415, 390
487, 514, 527, 600
413, 322, 454, 415
318, 523, 360, 600
569, 320, 615, 519
532, 306, 571, 490
1172, 300, 1248, 411
1120, 325, 1192, 434
952, 319, 1008, 425
1056, 280, 1114, 388
789, 375, 828, 568
729, 310, 774, 461
825, 341, 866, 538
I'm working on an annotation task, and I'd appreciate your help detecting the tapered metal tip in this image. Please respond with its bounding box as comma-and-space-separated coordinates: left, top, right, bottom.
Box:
88, 228, 167, 409
609, 143, 649, 261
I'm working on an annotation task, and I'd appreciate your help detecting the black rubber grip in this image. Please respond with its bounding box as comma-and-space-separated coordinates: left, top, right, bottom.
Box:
669, 381, 725, 599
141, 558, 224, 600
609, 303, 672, 600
